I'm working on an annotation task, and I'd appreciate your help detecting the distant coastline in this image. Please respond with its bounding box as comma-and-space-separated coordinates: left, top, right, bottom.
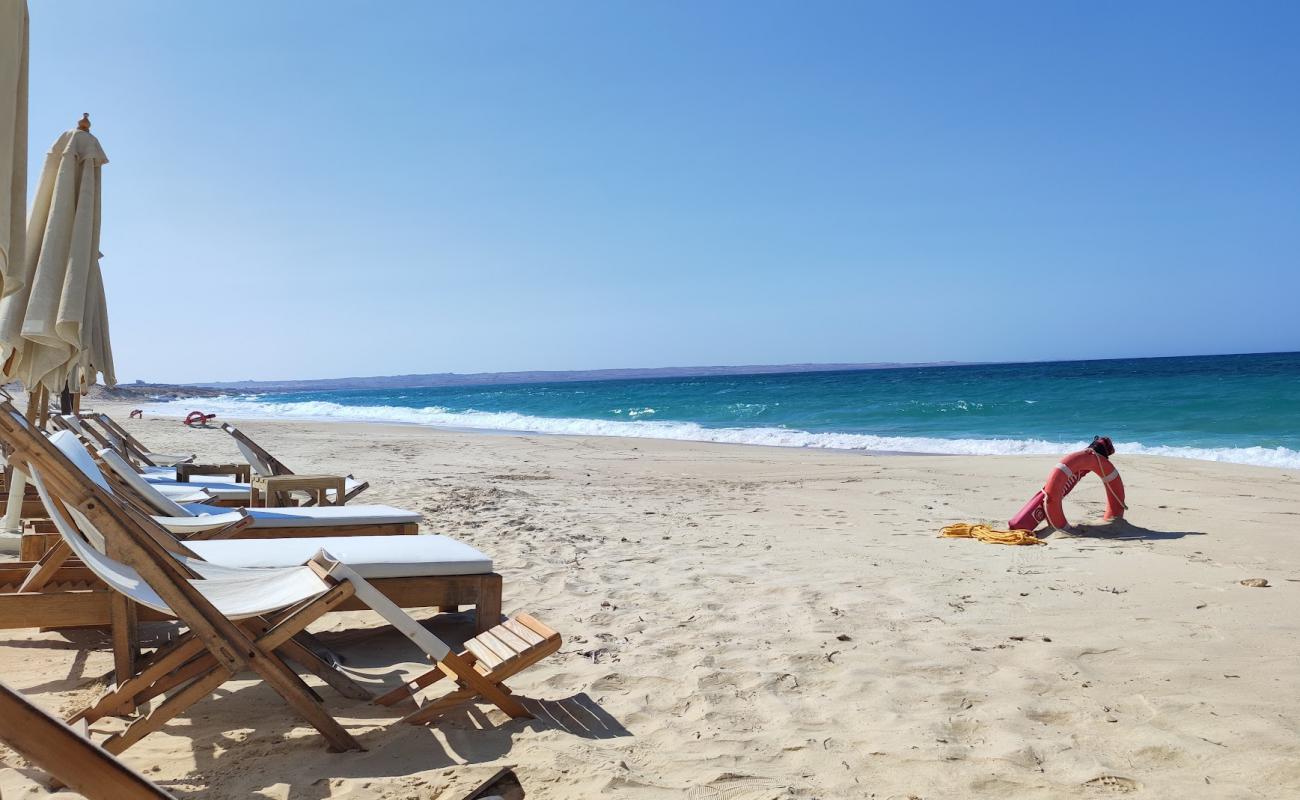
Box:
182, 361, 971, 395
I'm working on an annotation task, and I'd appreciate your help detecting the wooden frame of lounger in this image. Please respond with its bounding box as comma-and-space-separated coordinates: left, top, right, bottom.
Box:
3, 405, 559, 754
0, 409, 501, 638
0, 681, 174, 799
222, 422, 371, 505
0, 403, 370, 753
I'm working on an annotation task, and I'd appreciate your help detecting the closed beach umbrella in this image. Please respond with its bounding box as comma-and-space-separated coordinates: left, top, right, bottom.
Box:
0, 115, 115, 394
0, 0, 27, 545
0, 0, 27, 297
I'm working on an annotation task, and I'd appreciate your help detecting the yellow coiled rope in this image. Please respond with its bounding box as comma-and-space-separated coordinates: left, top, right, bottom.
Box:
940, 522, 1044, 546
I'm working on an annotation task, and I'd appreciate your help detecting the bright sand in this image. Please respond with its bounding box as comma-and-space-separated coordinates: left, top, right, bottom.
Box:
2, 404, 1298, 798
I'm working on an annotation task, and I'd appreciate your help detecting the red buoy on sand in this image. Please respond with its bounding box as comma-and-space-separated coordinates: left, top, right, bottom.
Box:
183, 411, 216, 427
1009, 436, 1126, 531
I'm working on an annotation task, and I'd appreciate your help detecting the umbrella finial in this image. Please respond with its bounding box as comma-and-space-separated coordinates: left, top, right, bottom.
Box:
77, 113, 91, 132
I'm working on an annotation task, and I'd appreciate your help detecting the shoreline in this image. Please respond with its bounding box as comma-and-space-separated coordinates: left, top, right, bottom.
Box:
131, 402, 1300, 473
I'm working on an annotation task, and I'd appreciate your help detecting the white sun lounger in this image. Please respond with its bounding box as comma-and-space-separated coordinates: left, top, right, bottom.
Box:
7, 431, 503, 634
50, 432, 421, 539
22, 464, 455, 755
52, 415, 252, 503
223, 423, 369, 505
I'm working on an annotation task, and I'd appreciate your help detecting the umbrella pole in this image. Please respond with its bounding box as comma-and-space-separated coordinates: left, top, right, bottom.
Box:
25, 385, 41, 423
36, 385, 49, 429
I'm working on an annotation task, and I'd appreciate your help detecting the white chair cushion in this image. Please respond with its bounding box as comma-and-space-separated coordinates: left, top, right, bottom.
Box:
151, 510, 248, 536
182, 502, 421, 528
147, 477, 250, 501
145, 452, 194, 466
187, 534, 492, 579
151, 484, 217, 504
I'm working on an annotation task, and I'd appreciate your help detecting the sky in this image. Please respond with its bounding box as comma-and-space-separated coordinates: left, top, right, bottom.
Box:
24, 1, 1300, 383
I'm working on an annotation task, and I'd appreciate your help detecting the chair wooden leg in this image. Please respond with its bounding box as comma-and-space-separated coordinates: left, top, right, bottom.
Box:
73, 636, 206, 724
400, 686, 478, 725
102, 667, 231, 755
476, 575, 502, 634
277, 635, 372, 701
245, 653, 361, 752
238, 587, 363, 752
16, 539, 72, 593
128, 652, 218, 711
437, 651, 531, 719
375, 663, 449, 707
109, 594, 139, 711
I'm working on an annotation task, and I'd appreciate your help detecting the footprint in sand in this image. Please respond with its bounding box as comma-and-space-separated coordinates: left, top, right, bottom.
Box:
684, 775, 787, 799
1082, 775, 1140, 793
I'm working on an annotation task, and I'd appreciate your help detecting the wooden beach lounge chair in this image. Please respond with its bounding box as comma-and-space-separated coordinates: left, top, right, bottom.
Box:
79, 411, 194, 468
222, 422, 371, 505
82, 439, 420, 539
0, 418, 502, 636
7, 419, 555, 755
50, 414, 253, 506
0, 681, 173, 799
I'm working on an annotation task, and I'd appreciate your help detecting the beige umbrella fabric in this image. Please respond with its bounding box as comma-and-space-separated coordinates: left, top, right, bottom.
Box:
0, 0, 28, 294
0, 0, 27, 545
0, 120, 115, 393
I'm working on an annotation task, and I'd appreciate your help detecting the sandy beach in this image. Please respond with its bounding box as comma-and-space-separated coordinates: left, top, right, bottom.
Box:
2, 405, 1298, 799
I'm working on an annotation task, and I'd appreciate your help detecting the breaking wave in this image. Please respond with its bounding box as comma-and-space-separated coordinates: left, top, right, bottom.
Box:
143, 396, 1300, 469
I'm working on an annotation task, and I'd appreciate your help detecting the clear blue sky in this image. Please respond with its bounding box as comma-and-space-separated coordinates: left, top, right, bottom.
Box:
26, 1, 1300, 383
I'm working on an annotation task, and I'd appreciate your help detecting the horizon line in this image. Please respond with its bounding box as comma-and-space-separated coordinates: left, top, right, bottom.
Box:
143, 348, 1300, 391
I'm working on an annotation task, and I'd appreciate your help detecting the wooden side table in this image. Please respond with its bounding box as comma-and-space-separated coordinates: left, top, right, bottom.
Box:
250, 474, 345, 507
175, 462, 252, 484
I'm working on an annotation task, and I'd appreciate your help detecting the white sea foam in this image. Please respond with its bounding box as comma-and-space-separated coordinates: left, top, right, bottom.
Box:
144, 397, 1300, 469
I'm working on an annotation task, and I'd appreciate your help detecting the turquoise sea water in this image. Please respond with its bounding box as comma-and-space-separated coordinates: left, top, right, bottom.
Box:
149, 353, 1300, 468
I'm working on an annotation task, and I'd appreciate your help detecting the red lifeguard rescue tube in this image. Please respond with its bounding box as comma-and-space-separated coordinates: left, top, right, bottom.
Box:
183, 411, 216, 427
1009, 436, 1126, 531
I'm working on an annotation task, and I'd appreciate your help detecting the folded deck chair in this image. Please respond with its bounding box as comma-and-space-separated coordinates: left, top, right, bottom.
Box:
72, 436, 420, 539
78, 412, 194, 468
0, 681, 173, 799
222, 422, 369, 505
8, 431, 556, 756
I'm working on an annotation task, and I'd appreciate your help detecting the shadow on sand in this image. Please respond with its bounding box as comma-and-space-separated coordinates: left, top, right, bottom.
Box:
1064, 518, 1206, 541
133, 616, 628, 798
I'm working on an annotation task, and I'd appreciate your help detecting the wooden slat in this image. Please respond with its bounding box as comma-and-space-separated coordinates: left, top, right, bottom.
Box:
476, 630, 521, 664
464, 638, 506, 670
501, 617, 545, 646
486, 625, 531, 656
515, 612, 560, 641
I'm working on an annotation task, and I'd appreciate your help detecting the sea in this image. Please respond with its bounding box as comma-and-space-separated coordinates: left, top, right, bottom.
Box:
146, 352, 1300, 469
